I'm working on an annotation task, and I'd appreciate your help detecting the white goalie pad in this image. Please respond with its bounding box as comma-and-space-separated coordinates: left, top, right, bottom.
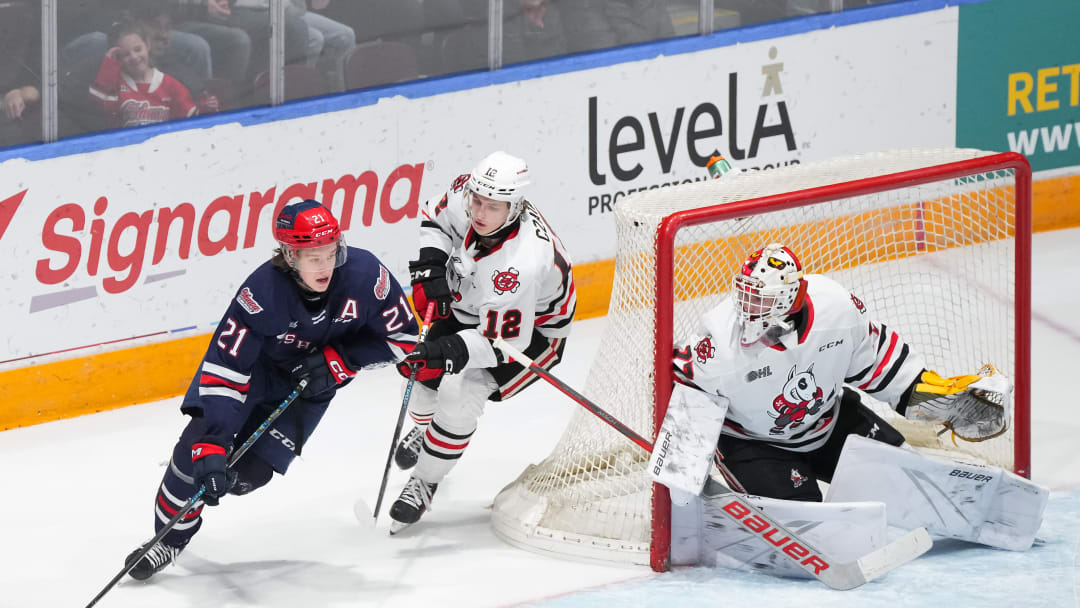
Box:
671, 490, 887, 579
826, 436, 1048, 551
648, 383, 728, 500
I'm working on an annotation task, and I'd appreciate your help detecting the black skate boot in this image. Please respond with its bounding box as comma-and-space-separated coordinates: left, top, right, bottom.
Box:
389, 475, 438, 534
125, 539, 184, 580
394, 426, 425, 470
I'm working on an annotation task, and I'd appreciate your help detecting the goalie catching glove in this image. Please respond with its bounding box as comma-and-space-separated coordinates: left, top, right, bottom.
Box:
903, 364, 1010, 441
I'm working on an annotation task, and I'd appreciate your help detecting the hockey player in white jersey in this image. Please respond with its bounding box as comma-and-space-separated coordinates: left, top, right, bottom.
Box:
655, 243, 1046, 561
388, 151, 576, 532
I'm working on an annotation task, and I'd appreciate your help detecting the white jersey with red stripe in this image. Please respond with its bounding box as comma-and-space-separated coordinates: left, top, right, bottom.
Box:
672, 274, 924, 453
418, 177, 576, 369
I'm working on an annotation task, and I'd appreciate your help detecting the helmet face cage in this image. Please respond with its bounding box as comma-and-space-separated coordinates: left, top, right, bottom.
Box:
731, 244, 805, 345
465, 151, 530, 232
281, 234, 348, 271
274, 199, 347, 269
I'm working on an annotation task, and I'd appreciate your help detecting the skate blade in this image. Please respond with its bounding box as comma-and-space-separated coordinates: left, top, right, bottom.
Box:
389, 519, 413, 535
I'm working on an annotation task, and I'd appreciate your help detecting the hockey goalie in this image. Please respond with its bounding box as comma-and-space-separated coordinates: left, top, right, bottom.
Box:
651, 243, 1048, 576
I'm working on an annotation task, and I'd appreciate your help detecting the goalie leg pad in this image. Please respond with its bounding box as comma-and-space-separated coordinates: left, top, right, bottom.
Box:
825, 435, 1047, 551
648, 383, 728, 500
671, 489, 887, 578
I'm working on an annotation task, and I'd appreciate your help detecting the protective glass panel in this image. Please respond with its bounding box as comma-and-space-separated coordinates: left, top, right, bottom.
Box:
1, 0, 42, 148
57, 0, 238, 138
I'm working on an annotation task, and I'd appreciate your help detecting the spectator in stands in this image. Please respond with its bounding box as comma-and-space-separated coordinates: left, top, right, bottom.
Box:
1, 78, 40, 147
0, 0, 40, 147
722, 0, 832, 26
294, 0, 355, 93
135, 1, 214, 100
174, 0, 309, 98
61, 1, 213, 99
90, 20, 216, 128
559, 0, 676, 54
309, 0, 483, 77
503, 0, 568, 65
173, 0, 253, 89
58, 1, 214, 137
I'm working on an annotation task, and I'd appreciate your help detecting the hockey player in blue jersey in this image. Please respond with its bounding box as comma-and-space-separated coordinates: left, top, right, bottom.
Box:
123, 199, 418, 580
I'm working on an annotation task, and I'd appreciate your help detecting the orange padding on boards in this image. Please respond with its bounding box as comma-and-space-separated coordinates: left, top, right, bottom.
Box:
0, 333, 211, 430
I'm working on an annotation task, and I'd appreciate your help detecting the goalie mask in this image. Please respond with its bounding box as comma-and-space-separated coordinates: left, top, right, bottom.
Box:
731, 244, 807, 346
465, 151, 530, 234
274, 199, 347, 270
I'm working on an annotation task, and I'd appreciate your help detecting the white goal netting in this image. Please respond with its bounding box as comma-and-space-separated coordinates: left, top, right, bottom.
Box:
492, 149, 1029, 568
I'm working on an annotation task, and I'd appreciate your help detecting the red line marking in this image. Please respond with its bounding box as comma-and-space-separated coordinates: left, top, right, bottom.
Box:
0, 330, 170, 366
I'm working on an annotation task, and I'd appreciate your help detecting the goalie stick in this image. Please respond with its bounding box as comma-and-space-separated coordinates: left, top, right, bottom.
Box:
371, 302, 436, 523
492, 337, 931, 590
86, 379, 309, 608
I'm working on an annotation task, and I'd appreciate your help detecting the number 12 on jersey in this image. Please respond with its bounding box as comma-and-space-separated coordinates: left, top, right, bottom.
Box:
481, 309, 522, 338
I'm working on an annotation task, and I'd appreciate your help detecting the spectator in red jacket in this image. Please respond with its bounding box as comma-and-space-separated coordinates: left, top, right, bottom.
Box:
89, 20, 203, 128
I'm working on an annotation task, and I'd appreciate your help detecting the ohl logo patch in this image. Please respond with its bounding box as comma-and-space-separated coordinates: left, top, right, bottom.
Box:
694, 336, 716, 364
492, 267, 521, 295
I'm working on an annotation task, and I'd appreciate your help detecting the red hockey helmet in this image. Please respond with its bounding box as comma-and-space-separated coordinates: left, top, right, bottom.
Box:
274, 199, 346, 268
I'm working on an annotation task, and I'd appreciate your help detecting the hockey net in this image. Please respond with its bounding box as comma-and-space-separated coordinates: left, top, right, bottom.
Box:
491, 149, 1031, 570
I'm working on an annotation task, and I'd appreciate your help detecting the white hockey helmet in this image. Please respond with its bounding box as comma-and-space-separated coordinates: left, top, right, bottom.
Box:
466, 151, 530, 232
731, 243, 807, 346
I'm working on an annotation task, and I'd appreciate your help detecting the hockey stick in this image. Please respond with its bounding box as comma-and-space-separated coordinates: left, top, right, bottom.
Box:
372, 301, 436, 523
492, 338, 931, 590
85, 379, 308, 608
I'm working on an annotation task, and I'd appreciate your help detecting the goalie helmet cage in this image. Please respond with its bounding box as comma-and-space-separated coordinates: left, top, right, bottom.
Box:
491, 149, 1032, 572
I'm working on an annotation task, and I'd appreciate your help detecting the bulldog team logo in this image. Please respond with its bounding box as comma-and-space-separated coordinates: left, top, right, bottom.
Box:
492, 267, 521, 295
694, 336, 716, 364
791, 468, 808, 488
768, 363, 825, 435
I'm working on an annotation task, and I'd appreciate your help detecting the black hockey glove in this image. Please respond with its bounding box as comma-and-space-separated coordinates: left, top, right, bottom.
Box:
398, 334, 470, 379
289, 345, 357, 398
409, 249, 453, 320
191, 436, 235, 506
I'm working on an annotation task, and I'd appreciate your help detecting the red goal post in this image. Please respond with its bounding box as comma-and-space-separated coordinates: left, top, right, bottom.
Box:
492, 149, 1032, 572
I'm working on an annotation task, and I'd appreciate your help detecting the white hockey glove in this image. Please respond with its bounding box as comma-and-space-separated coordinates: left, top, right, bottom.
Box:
904, 364, 1010, 441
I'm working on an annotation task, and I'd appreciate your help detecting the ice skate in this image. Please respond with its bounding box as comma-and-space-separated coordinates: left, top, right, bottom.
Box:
389, 475, 438, 534
394, 426, 424, 470
125, 539, 184, 581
